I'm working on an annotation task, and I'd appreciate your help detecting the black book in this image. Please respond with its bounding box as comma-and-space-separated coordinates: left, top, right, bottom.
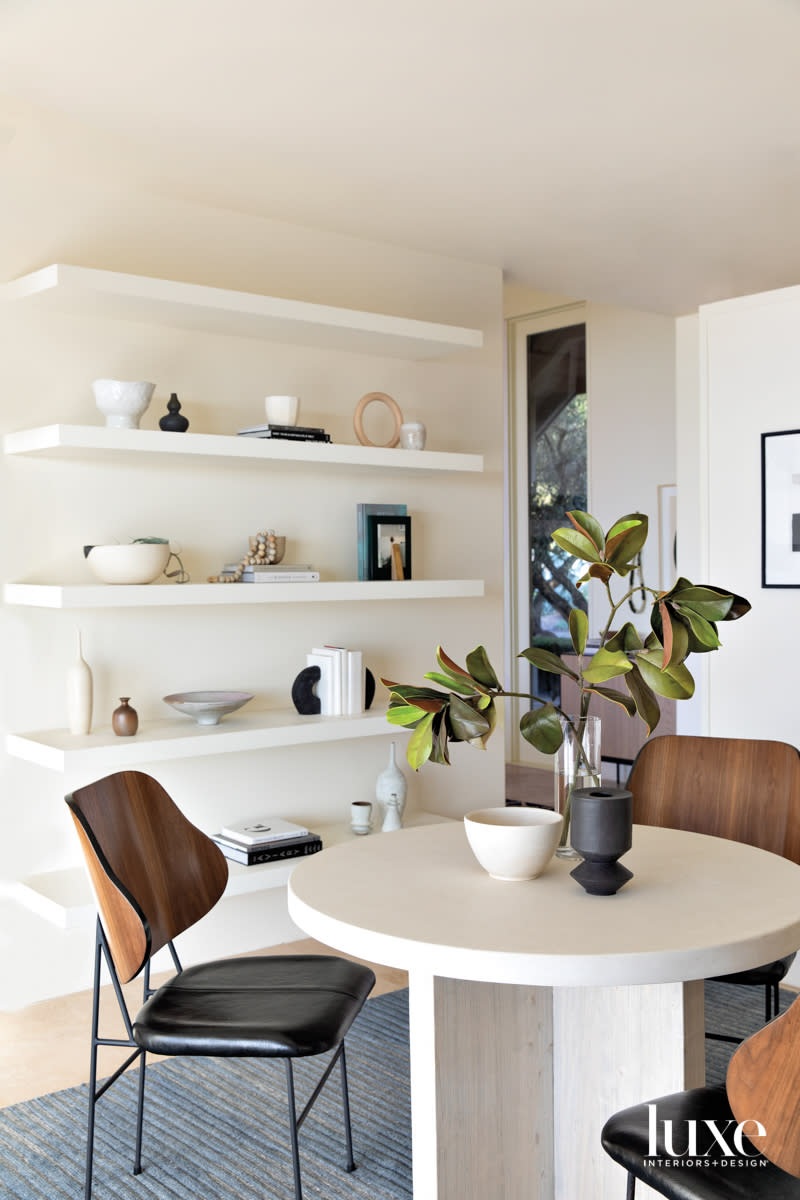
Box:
238, 422, 327, 436
212, 832, 323, 866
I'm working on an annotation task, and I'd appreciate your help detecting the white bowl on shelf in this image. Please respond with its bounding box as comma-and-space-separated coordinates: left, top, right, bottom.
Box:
463, 806, 563, 881
92, 379, 155, 429
163, 691, 254, 726
84, 542, 170, 584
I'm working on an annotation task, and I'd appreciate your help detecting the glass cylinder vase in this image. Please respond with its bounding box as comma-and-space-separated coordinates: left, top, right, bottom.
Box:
554, 715, 601, 859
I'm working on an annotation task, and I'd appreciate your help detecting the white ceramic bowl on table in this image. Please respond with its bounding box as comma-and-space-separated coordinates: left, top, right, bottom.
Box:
464, 806, 563, 881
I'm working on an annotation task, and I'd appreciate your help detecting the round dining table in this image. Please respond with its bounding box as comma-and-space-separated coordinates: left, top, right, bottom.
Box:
288, 820, 800, 1200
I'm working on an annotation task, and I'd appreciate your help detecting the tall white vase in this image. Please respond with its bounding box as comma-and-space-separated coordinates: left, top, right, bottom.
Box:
376, 741, 407, 821
66, 630, 93, 735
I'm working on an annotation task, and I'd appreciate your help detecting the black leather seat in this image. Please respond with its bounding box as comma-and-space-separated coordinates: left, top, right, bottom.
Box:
602, 1086, 800, 1199
134, 955, 373, 1057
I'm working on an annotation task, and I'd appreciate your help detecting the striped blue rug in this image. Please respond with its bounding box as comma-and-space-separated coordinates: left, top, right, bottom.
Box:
0, 982, 789, 1199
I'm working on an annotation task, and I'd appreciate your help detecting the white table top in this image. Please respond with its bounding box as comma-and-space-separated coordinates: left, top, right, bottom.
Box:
288, 821, 800, 987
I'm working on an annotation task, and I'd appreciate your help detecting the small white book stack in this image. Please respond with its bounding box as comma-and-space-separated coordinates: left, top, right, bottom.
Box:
306, 646, 364, 715
211, 815, 322, 866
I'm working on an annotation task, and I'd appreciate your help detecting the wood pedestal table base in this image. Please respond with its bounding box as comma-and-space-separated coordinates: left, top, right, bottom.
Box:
288, 822, 800, 1200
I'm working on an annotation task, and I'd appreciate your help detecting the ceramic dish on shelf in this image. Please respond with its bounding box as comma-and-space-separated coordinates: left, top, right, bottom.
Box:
163, 691, 254, 726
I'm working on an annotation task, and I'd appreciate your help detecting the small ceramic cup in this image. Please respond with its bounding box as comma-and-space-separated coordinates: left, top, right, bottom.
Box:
264, 395, 299, 426
399, 421, 426, 450
351, 800, 373, 835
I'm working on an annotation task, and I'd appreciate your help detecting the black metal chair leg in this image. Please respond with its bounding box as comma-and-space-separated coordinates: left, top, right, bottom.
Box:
626, 1171, 636, 1199
133, 1052, 146, 1175
338, 1042, 356, 1172
285, 1059, 304, 1200
83, 930, 104, 1200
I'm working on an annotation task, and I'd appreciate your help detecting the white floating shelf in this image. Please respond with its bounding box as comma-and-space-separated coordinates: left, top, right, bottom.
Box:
4, 579, 485, 608
7, 707, 403, 772
12, 812, 452, 928
1, 264, 483, 359
3, 424, 483, 473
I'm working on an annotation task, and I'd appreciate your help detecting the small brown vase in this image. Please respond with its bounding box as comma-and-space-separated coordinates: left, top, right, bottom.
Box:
112, 697, 138, 737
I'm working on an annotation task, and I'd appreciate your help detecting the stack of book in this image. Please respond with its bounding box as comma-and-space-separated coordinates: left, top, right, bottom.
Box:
221, 562, 320, 583
212, 816, 322, 866
306, 645, 364, 715
238, 423, 332, 443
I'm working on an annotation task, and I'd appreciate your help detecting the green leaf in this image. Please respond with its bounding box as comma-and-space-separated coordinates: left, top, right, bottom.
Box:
429, 712, 451, 764
381, 681, 449, 701
660, 602, 690, 668
604, 513, 648, 571
406, 712, 435, 769
582, 685, 637, 717
569, 608, 588, 655
518, 647, 580, 679
519, 703, 564, 754
465, 645, 501, 689
448, 693, 492, 742
566, 510, 606, 555
423, 671, 480, 695
587, 562, 614, 583
670, 586, 733, 623
551, 528, 603, 563
604, 622, 644, 653
386, 703, 428, 726
435, 646, 474, 682
624, 664, 662, 734
673, 606, 721, 651
636, 651, 695, 700
472, 698, 498, 749
580, 647, 633, 684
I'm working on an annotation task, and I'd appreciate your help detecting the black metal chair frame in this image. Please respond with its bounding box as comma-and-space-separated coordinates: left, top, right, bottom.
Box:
84, 916, 357, 1200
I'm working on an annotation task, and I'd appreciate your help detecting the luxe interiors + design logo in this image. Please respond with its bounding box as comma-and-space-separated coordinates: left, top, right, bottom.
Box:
645, 1103, 769, 1170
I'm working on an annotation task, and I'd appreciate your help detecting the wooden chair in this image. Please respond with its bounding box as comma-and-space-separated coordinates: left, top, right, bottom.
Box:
626, 735, 800, 1039
602, 994, 800, 1197
65, 770, 375, 1200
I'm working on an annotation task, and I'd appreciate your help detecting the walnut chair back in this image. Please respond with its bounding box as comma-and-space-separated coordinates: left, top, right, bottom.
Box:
626, 735, 800, 862
727, 994, 800, 1177
66, 770, 228, 983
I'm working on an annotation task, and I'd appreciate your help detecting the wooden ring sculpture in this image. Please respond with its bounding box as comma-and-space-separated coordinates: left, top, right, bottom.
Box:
353, 392, 403, 447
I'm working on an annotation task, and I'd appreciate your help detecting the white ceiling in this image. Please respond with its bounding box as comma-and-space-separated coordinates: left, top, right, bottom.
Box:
1, 0, 799, 314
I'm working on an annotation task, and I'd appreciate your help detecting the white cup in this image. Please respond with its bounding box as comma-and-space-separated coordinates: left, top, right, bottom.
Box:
400, 421, 426, 450
264, 395, 300, 426
351, 800, 373, 835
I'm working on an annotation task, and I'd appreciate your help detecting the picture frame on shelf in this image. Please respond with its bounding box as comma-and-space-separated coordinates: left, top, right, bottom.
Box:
356, 502, 407, 580
366, 514, 412, 581
761, 429, 800, 588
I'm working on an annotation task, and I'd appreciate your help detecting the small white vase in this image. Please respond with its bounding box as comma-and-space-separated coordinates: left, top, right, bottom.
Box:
66, 630, 93, 735
381, 793, 403, 832
376, 741, 407, 820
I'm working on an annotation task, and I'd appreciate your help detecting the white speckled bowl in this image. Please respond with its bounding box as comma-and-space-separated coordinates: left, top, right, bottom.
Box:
93, 379, 155, 429
163, 691, 254, 726
464, 807, 563, 881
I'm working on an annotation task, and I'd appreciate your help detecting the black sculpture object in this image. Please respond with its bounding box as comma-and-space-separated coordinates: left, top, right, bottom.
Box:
159, 392, 190, 432
290, 666, 375, 715
569, 787, 634, 896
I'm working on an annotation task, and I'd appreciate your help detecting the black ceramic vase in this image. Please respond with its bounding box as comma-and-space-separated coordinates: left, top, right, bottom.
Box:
569, 786, 634, 896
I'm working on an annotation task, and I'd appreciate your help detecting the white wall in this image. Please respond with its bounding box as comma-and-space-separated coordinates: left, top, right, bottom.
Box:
0, 107, 505, 1008
678, 286, 800, 745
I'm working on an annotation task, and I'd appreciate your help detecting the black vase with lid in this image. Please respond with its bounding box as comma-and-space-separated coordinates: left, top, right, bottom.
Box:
569, 786, 634, 895
159, 392, 189, 432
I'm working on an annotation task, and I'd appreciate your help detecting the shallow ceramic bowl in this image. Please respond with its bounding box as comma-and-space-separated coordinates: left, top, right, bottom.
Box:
163, 691, 254, 726
85, 542, 170, 584
464, 807, 563, 881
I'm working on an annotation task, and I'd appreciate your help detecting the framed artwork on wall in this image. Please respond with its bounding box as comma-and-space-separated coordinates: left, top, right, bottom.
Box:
366, 515, 412, 581
761, 428, 800, 588
657, 483, 677, 591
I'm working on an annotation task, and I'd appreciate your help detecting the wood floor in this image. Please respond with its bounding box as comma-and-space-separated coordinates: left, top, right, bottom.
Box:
0, 938, 408, 1109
